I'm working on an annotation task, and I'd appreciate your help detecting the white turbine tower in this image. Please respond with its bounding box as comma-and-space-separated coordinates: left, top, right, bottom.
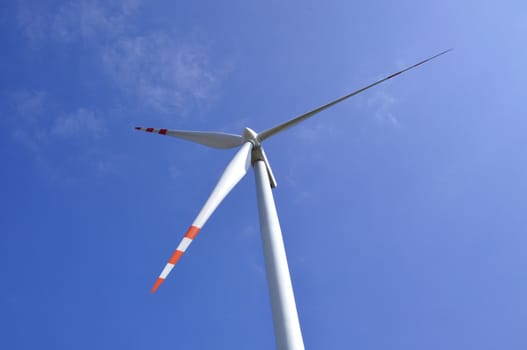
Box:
136, 49, 451, 350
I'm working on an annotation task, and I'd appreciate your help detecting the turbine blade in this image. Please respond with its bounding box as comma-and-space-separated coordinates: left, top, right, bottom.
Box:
151, 142, 253, 293
257, 49, 452, 142
135, 127, 243, 149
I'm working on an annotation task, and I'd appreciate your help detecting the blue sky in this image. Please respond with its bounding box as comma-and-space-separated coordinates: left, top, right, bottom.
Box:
1, 0, 527, 349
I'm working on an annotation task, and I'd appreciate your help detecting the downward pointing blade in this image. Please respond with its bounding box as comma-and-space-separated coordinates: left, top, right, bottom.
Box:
151, 142, 254, 293
135, 127, 243, 149
257, 49, 452, 142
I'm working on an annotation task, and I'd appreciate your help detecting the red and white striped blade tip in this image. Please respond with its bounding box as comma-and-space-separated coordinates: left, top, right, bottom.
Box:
151, 278, 165, 293
135, 126, 167, 134
150, 226, 201, 294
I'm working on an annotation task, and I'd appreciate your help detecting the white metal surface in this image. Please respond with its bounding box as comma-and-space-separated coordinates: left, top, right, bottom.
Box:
136, 127, 243, 149
256, 49, 452, 142
176, 237, 193, 252
159, 263, 175, 279
151, 142, 253, 291
254, 160, 304, 350
193, 141, 253, 227
252, 146, 278, 188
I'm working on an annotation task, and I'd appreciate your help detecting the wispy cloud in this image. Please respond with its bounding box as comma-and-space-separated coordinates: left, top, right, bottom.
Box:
5, 90, 110, 180
10, 90, 47, 122
13, 0, 231, 179
17, 0, 140, 43
102, 33, 220, 115
17, 0, 228, 116
366, 90, 399, 126
51, 108, 106, 138
240, 225, 258, 238
8, 91, 106, 140
11, 127, 46, 155
292, 121, 337, 143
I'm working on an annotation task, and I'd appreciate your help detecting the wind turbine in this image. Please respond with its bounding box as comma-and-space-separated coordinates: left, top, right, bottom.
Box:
136, 49, 451, 350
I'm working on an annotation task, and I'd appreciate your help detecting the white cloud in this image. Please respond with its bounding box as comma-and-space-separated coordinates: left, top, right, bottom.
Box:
10, 90, 47, 122
17, 0, 227, 116
6, 91, 109, 180
51, 108, 106, 138
102, 33, 219, 114
12, 128, 44, 154
240, 225, 258, 238
11, 127, 65, 181
7, 91, 105, 141
366, 90, 399, 126
292, 121, 337, 143
17, 0, 140, 43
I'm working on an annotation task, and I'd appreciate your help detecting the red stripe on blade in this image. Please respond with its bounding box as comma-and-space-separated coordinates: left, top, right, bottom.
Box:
151, 277, 165, 293
386, 71, 402, 79
185, 226, 200, 240
159, 129, 167, 135
168, 250, 184, 265
146, 128, 154, 132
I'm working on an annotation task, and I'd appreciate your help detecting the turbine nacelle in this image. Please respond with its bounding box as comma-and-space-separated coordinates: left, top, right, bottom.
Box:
242, 127, 260, 147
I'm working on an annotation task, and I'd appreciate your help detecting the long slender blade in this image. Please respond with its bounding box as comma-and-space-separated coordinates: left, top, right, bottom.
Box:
151, 142, 253, 293
257, 49, 452, 142
135, 127, 243, 149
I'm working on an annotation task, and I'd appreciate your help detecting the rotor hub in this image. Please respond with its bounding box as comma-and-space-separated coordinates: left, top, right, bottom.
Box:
243, 127, 260, 147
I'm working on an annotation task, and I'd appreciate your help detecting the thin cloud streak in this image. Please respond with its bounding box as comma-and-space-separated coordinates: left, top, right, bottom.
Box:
17, 0, 140, 43
51, 108, 106, 138
10, 91, 47, 122
6, 90, 109, 180
367, 90, 399, 126
102, 34, 219, 115
17, 0, 227, 116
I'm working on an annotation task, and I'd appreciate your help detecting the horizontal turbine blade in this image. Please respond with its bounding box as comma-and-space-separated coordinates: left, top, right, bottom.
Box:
135, 127, 243, 149
257, 49, 452, 142
151, 142, 253, 293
